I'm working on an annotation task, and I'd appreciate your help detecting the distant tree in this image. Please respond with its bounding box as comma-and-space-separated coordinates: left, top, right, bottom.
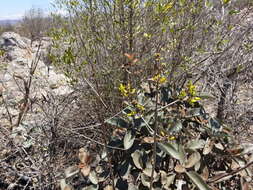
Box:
18, 7, 52, 44
0, 22, 15, 35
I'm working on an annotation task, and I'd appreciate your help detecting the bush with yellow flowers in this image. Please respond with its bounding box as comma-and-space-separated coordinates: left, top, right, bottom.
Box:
80, 79, 252, 190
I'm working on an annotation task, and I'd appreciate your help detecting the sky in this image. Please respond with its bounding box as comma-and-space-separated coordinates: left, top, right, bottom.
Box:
0, 0, 53, 20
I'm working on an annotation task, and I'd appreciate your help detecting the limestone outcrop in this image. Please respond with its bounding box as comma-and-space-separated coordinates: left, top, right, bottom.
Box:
0, 32, 72, 139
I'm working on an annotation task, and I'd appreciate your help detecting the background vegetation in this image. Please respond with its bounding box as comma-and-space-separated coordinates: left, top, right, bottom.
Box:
0, 0, 253, 189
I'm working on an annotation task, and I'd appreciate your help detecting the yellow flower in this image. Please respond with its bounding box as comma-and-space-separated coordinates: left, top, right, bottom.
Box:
151, 74, 167, 84
136, 104, 145, 111
188, 97, 201, 106
187, 81, 196, 96
167, 136, 176, 141
127, 111, 137, 117
189, 97, 201, 103
119, 84, 128, 97
159, 76, 167, 84
154, 53, 161, 57
179, 90, 187, 98
144, 33, 152, 38
163, 2, 173, 12
160, 131, 166, 137
119, 83, 136, 97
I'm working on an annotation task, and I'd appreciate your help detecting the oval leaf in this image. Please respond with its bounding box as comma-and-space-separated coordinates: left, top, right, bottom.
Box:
186, 139, 205, 150
89, 171, 98, 185
185, 152, 201, 168
186, 171, 211, 190
81, 165, 91, 176
158, 142, 185, 163
105, 117, 129, 128
174, 164, 186, 173
163, 174, 176, 189
124, 130, 135, 150
168, 120, 182, 133
131, 150, 143, 169
141, 173, 150, 187
203, 138, 214, 155
201, 166, 209, 181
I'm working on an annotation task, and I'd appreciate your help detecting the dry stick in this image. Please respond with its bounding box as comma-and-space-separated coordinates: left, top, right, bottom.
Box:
83, 77, 108, 109
15, 42, 42, 127
150, 81, 159, 190
1, 93, 13, 126
157, 99, 180, 111
208, 161, 253, 183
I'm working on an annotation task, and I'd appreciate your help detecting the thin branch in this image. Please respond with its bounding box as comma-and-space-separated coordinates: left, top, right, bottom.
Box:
208, 161, 253, 183
150, 81, 159, 190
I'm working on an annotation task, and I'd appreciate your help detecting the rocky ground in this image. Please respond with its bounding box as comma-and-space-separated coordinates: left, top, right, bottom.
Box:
0, 32, 75, 189
0, 32, 72, 128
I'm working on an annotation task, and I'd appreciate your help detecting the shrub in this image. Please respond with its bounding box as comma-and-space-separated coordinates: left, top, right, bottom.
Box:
61, 79, 253, 189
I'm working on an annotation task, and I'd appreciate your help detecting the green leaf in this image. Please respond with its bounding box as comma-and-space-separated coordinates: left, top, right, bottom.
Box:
105, 117, 129, 128
89, 171, 98, 185
82, 185, 98, 190
118, 160, 132, 178
209, 118, 222, 131
158, 142, 185, 164
141, 173, 150, 187
131, 150, 143, 169
160, 171, 176, 189
161, 86, 172, 103
115, 178, 128, 189
186, 171, 211, 190
143, 167, 152, 177
205, 1, 213, 9
124, 130, 135, 150
186, 139, 205, 150
186, 108, 205, 117
128, 183, 138, 190
168, 120, 182, 134
229, 10, 239, 15
223, 0, 231, 4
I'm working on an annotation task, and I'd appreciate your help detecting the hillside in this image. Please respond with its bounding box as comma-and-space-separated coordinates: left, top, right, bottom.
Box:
0, 19, 20, 26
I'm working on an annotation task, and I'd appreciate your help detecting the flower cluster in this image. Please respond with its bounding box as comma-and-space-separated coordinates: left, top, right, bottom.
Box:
118, 83, 136, 97
151, 74, 167, 84
179, 81, 201, 106
160, 131, 176, 141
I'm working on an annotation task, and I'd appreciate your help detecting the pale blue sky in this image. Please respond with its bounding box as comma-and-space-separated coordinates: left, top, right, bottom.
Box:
0, 0, 53, 20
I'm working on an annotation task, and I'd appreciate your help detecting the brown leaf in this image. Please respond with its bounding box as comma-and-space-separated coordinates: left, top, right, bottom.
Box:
142, 137, 154, 143
231, 160, 240, 170
80, 165, 91, 176
203, 138, 214, 155
104, 185, 113, 190
124, 53, 135, 61
79, 148, 92, 165
242, 182, 250, 190
174, 164, 186, 173
184, 152, 201, 168
227, 148, 244, 156
132, 58, 139, 64
201, 166, 209, 181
